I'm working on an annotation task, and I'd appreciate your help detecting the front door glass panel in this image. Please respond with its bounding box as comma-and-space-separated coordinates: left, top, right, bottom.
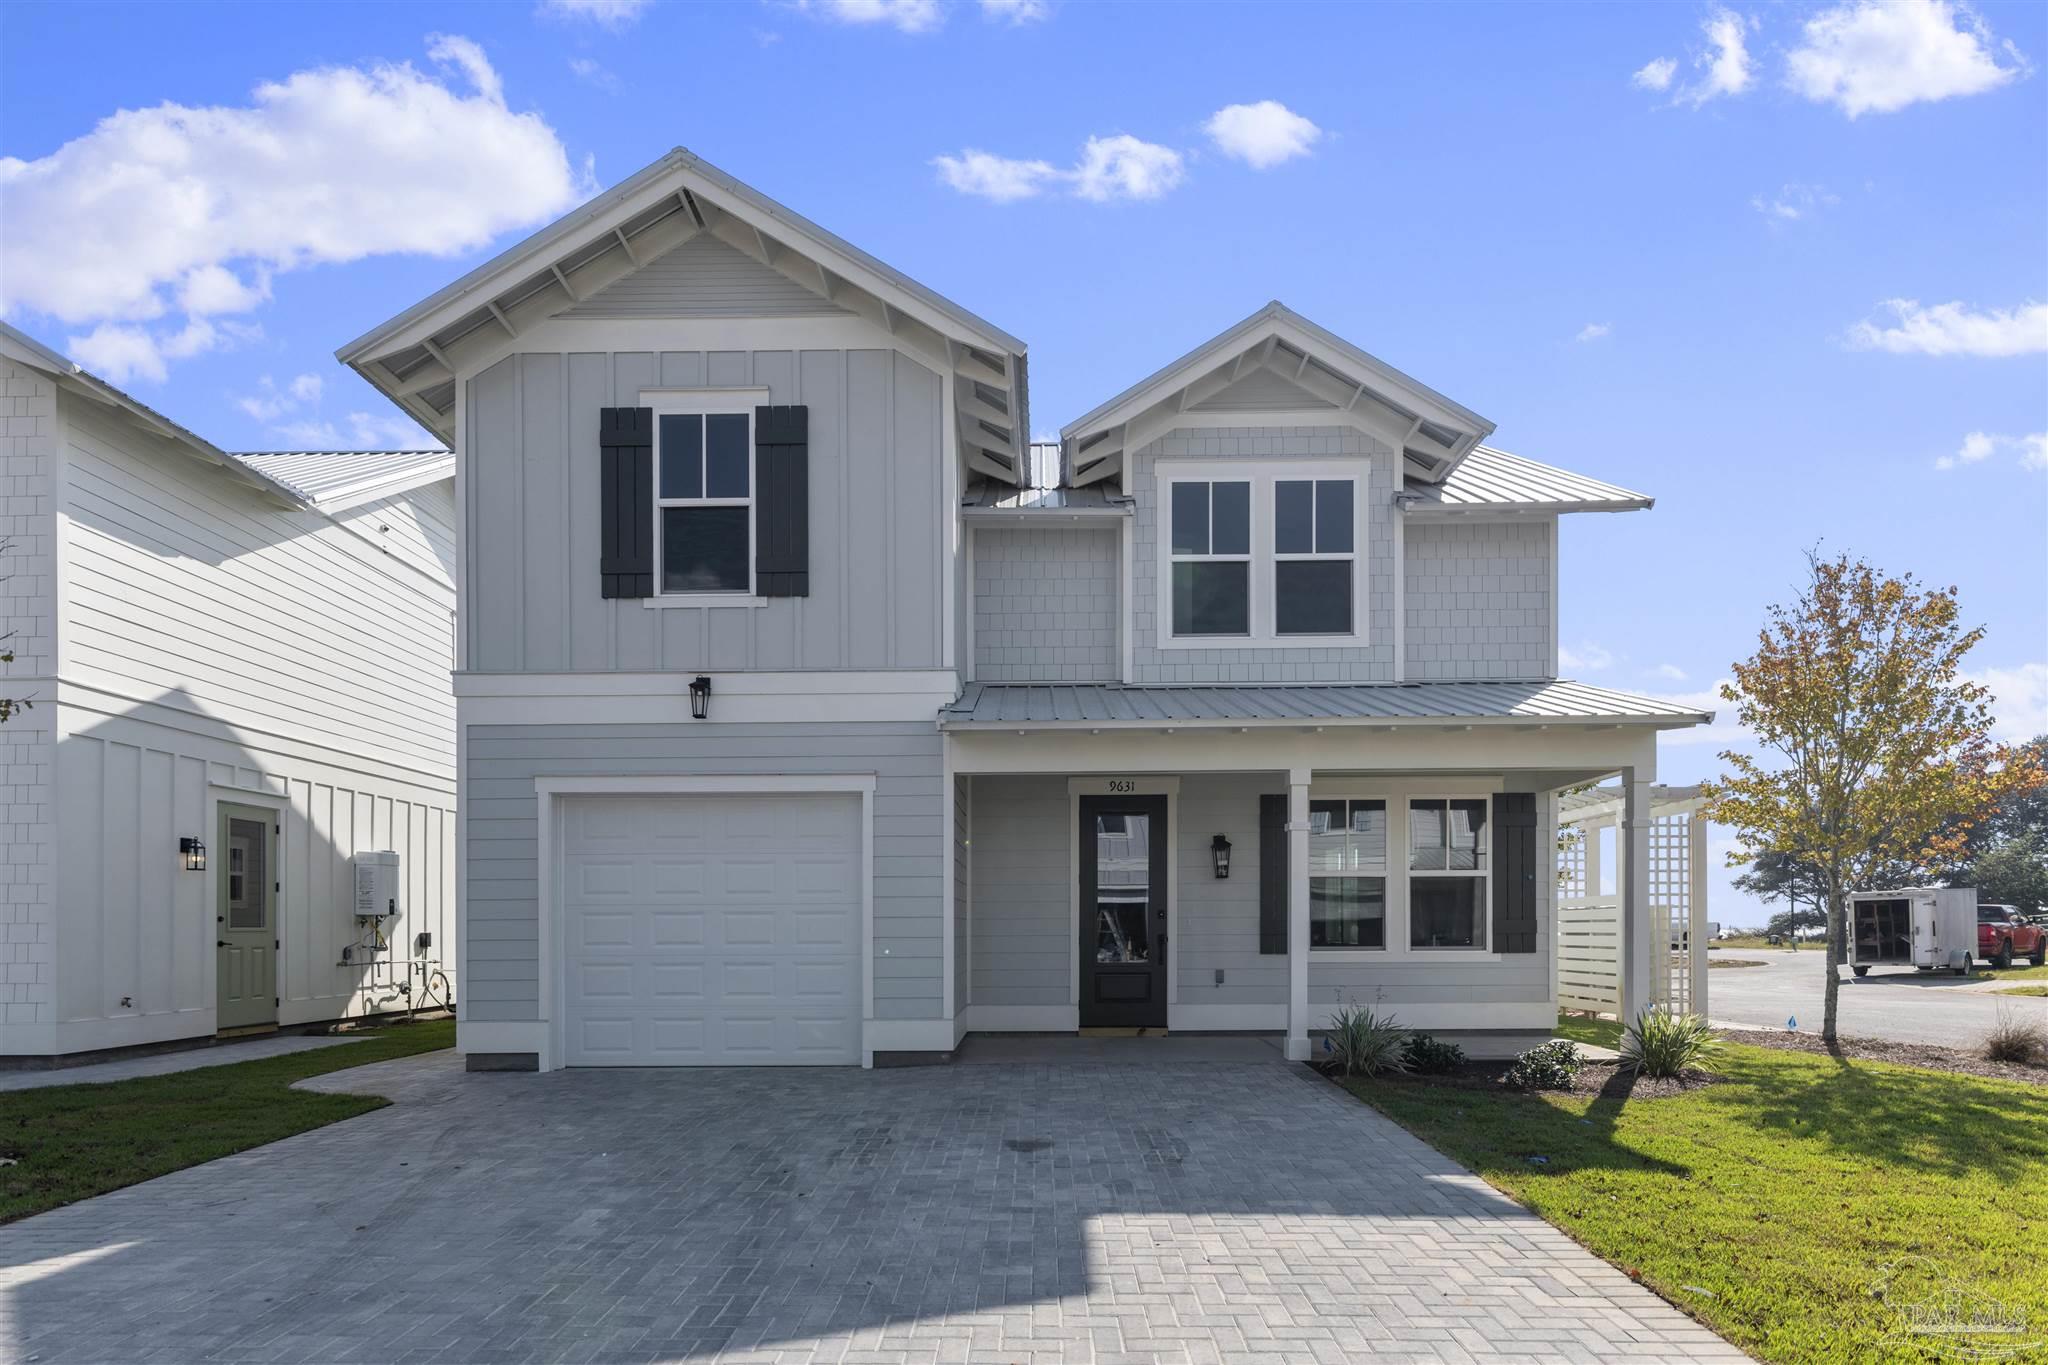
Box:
1093, 813, 1151, 962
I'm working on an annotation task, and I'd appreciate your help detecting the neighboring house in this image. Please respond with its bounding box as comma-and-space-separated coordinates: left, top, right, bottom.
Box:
0, 325, 458, 1060
338, 147, 1708, 1072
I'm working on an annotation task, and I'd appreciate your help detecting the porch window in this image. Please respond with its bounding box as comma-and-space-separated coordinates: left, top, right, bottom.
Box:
1409, 797, 1489, 949
1309, 799, 1386, 948
1169, 479, 1251, 636
656, 411, 752, 593
1274, 479, 1354, 635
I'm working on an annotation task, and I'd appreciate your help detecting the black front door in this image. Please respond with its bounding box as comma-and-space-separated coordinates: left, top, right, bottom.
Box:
1079, 795, 1167, 1028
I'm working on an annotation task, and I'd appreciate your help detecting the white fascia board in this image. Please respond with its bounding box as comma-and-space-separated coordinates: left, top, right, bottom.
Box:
308, 464, 456, 513
948, 724, 1663, 778
1403, 499, 1653, 518
938, 712, 1711, 734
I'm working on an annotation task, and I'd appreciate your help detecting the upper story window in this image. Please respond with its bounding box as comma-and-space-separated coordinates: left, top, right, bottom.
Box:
657, 411, 751, 594
1158, 460, 1365, 650
1169, 479, 1251, 636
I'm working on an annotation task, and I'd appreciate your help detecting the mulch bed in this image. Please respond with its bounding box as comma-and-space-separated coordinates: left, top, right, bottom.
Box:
1319, 1056, 1718, 1101
1719, 1027, 2048, 1087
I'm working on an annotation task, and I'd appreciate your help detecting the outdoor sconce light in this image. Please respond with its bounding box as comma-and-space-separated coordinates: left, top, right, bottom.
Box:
689, 675, 712, 720
1211, 834, 1232, 879
179, 837, 207, 872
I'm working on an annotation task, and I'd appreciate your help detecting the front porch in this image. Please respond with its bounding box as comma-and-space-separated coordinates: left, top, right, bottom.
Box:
942, 682, 1706, 1060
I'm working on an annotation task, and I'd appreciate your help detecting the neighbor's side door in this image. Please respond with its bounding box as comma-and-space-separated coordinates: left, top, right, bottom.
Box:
216, 804, 278, 1030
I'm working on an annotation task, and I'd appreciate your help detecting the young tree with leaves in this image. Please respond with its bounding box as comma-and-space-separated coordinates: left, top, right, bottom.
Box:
1702, 553, 2044, 1043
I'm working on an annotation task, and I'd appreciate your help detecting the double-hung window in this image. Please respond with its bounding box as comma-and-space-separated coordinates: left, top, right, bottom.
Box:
1408, 797, 1489, 949
656, 411, 752, 594
1309, 799, 1387, 949
1274, 479, 1354, 635
1169, 479, 1251, 636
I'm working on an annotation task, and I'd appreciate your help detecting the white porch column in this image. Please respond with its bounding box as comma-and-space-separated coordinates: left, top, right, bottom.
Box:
1619, 767, 1655, 1024
1285, 768, 1312, 1061
1689, 810, 1710, 1016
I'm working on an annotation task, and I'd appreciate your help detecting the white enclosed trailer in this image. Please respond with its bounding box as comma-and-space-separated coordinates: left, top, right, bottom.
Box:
1847, 888, 1977, 977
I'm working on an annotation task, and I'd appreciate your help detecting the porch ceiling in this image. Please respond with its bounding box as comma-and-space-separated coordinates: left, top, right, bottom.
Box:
939, 681, 1712, 731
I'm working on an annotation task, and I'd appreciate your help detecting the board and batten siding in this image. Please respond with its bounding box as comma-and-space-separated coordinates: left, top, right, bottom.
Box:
1129, 425, 1397, 684
463, 347, 945, 675
1403, 519, 1553, 681
464, 721, 945, 1024
972, 526, 1119, 682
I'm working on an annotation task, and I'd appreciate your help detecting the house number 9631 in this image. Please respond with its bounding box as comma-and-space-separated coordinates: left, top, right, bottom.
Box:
1106, 779, 1136, 793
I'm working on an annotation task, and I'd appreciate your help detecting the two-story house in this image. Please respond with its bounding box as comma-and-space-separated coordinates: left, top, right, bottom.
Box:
340, 148, 1707, 1071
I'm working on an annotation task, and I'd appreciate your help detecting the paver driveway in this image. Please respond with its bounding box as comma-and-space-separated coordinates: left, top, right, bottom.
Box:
1, 1050, 1747, 1364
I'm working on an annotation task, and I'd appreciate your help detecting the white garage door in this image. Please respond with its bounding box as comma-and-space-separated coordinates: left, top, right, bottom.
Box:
561, 792, 862, 1066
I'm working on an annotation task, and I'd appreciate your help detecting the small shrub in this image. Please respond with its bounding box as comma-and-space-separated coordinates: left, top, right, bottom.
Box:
1621, 1011, 1723, 1079
1982, 1006, 2048, 1065
1324, 1004, 1408, 1077
1505, 1040, 1584, 1091
1401, 1033, 1466, 1074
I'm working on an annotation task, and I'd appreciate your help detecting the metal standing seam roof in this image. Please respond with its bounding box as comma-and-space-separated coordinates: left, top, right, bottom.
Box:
232, 450, 453, 508
940, 680, 1712, 729
1413, 446, 1651, 512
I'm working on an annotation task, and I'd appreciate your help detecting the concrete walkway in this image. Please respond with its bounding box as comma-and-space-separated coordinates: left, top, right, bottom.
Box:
0, 1047, 1747, 1363
0, 1033, 362, 1092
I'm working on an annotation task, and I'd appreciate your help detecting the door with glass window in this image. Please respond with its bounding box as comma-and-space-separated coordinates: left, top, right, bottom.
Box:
216, 804, 278, 1030
1079, 796, 1168, 1028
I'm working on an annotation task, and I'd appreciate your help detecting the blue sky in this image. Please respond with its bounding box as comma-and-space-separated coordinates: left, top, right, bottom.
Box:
4, 0, 2044, 922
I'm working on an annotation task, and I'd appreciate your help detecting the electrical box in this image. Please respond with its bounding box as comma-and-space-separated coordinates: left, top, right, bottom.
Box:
352, 851, 402, 920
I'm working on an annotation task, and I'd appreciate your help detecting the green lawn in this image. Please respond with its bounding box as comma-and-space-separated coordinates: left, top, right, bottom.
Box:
1341, 1016, 2048, 1364
1972, 962, 2048, 982
0, 1019, 454, 1224
1993, 985, 2048, 998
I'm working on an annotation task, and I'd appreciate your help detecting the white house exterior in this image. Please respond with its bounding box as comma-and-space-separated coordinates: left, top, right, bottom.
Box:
0, 325, 458, 1060
337, 147, 1708, 1072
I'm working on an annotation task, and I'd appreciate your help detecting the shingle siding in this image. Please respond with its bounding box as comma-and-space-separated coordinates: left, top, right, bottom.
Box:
973, 526, 1119, 682
1130, 425, 1397, 684
0, 360, 55, 1032
1403, 519, 1552, 680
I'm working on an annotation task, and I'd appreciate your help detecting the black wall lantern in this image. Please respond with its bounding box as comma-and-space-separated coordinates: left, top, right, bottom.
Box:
688, 675, 713, 720
1210, 833, 1232, 879
179, 837, 207, 872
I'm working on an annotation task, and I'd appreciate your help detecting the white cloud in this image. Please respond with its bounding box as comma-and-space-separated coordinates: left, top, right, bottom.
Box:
1560, 641, 1615, 671
1203, 101, 1322, 170
538, 0, 651, 27
1786, 0, 2027, 117
1071, 135, 1184, 202
270, 411, 437, 451
936, 133, 1184, 203
1845, 299, 2048, 356
568, 56, 621, 91
979, 0, 1048, 22
0, 37, 583, 381
1632, 56, 1678, 91
1967, 662, 2048, 743
797, 0, 941, 33
1751, 183, 1840, 222
1650, 663, 1690, 682
931, 150, 1060, 202
1575, 322, 1612, 343
235, 372, 325, 422
1675, 8, 1755, 106
1645, 681, 1744, 747
1934, 429, 2048, 471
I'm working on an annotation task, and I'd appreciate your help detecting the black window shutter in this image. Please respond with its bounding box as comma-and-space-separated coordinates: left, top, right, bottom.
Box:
1259, 794, 1288, 955
1493, 792, 1539, 953
754, 405, 809, 597
599, 407, 654, 598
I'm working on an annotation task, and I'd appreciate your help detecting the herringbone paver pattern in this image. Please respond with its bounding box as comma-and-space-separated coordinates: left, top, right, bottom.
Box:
0, 1051, 1749, 1363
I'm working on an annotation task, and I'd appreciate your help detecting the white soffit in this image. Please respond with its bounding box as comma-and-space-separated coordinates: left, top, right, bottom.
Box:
337, 147, 1031, 483
1058, 302, 1496, 489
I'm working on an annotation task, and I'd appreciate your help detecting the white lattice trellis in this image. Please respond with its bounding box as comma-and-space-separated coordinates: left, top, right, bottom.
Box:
1556, 786, 1710, 1020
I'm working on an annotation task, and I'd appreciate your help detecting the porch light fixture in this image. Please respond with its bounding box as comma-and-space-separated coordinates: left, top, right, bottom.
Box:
1210, 834, 1232, 880
179, 837, 207, 872
688, 675, 712, 720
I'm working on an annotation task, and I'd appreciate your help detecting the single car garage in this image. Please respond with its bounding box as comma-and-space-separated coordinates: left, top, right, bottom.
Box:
540, 779, 871, 1068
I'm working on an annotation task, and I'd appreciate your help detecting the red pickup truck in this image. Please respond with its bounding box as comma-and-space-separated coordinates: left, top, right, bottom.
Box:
1977, 905, 2048, 969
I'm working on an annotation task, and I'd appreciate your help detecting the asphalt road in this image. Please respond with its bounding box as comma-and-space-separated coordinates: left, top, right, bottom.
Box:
1704, 947, 2047, 1050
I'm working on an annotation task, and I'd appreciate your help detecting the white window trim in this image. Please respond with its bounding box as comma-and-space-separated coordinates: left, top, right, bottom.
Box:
1406, 793, 1493, 953
1154, 457, 1368, 650
1303, 779, 1502, 961
647, 389, 761, 604
1165, 477, 1253, 640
